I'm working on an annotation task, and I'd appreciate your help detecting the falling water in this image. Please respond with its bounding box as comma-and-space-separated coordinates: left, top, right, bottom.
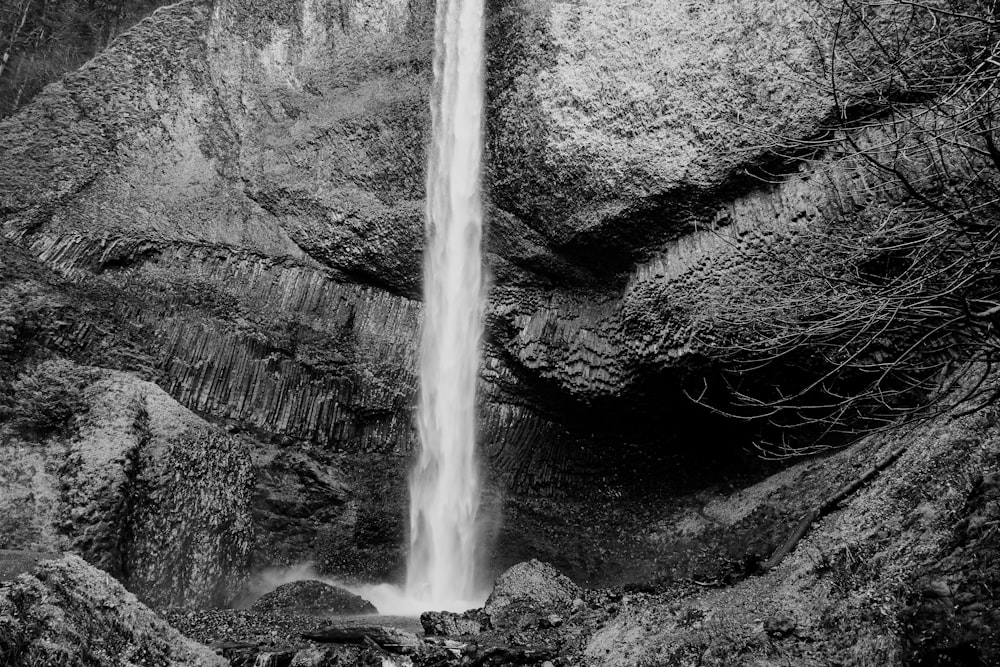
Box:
405, 0, 486, 611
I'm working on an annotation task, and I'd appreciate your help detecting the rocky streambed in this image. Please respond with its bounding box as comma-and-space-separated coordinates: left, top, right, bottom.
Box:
4, 388, 1000, 667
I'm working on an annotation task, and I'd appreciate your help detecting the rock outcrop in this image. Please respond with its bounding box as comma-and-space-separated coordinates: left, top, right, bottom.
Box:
0, 555, 225, 666
0, 0, 990, 583
583, 374, 1000, 666
250, 580, 377, 617
153, 379, 1000, 664
420, 609, 492, 637
0, 363, 253, 608
484, 559, 581, 627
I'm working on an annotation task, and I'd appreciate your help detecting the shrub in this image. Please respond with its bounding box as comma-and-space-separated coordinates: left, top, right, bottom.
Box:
0, 282, 65, 402
0, 0, 174, 118
0, 282, 60, 357
686, 1, 1000, 456
7, 358, 97, 437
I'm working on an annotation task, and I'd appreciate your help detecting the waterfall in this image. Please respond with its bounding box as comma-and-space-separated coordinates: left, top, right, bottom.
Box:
405, 0, 486, 610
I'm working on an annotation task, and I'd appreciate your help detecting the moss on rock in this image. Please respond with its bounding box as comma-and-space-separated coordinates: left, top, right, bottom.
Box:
0, 363, 254, 609
0, 555, 225, 666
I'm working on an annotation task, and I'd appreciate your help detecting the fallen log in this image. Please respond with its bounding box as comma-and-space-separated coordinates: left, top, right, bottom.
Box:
761, 443, 909, 571
302, 624, 422, 654
469, 644, 557, 666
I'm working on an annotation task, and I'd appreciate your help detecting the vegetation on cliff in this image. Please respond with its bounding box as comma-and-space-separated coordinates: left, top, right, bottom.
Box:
2, 3, 1000, 665
654, 0, 1000, 453
0, 0, 172, 117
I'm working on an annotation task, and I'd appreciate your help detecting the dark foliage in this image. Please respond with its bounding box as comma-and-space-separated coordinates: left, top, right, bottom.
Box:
6, 357, 96, 436
0, 0, 173, 118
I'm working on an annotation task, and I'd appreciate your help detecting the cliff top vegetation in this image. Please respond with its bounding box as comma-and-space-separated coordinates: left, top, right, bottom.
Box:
0, 0, 173, 118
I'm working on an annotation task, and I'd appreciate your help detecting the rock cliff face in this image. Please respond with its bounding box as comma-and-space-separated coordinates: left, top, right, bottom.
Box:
0, 0, 984, 586
582, 372, 1000, 667
0, 366, 253, 608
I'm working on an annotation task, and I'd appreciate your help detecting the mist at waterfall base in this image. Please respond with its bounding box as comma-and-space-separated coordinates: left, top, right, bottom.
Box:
242, 0, 492, 617
241, 562, 488, 617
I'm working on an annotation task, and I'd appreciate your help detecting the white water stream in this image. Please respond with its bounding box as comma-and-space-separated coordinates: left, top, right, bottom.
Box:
404, 0, 486, 611
254, 0, 488, 617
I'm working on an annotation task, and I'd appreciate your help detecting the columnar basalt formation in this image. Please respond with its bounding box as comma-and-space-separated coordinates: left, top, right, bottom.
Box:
0, 0, 986, 585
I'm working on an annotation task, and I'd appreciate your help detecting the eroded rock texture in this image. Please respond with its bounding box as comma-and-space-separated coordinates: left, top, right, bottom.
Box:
250, 580, 377, 617
0, 366, 253, 608
0, 0, 985, 584
484, 559, 581, 628
582, 374, 1000, 667
0, 555, 226, 666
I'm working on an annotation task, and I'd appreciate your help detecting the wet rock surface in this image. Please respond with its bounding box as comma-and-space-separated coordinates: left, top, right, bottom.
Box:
1, 3, 1000, 667
6, 393, 980, 667
0, 0, 988, 585
168, 606, 573, 667
162, 608, 395, 666
485, 560, 581, 629
0, 362, 254, 608
421, 609, 492, 637
6, 237, 999, 667
578, 385, 1000, 666
304, 624, 422, 654
251, 580, 377, 617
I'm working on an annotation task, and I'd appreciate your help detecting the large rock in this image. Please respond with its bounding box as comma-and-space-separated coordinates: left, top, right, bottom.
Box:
0, 364, 254, 608
251, 580, 377, 616
124, 377, 255, 608
484, 560, 581, 627
0, 555, 225, 666
582, 375, 1000, 667
420, 609, 492, 637
303, 624, 423, 655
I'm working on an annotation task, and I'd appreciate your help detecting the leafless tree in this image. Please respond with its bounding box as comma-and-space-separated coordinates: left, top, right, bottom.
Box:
688, 0, 1000, 457
0, 0, 170, 118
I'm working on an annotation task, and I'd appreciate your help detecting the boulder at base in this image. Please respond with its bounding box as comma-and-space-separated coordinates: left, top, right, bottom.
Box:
0, 555, 225, 666
421, 609, 492, 637
484, 560, 581, 628
251, 579, 377, 617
